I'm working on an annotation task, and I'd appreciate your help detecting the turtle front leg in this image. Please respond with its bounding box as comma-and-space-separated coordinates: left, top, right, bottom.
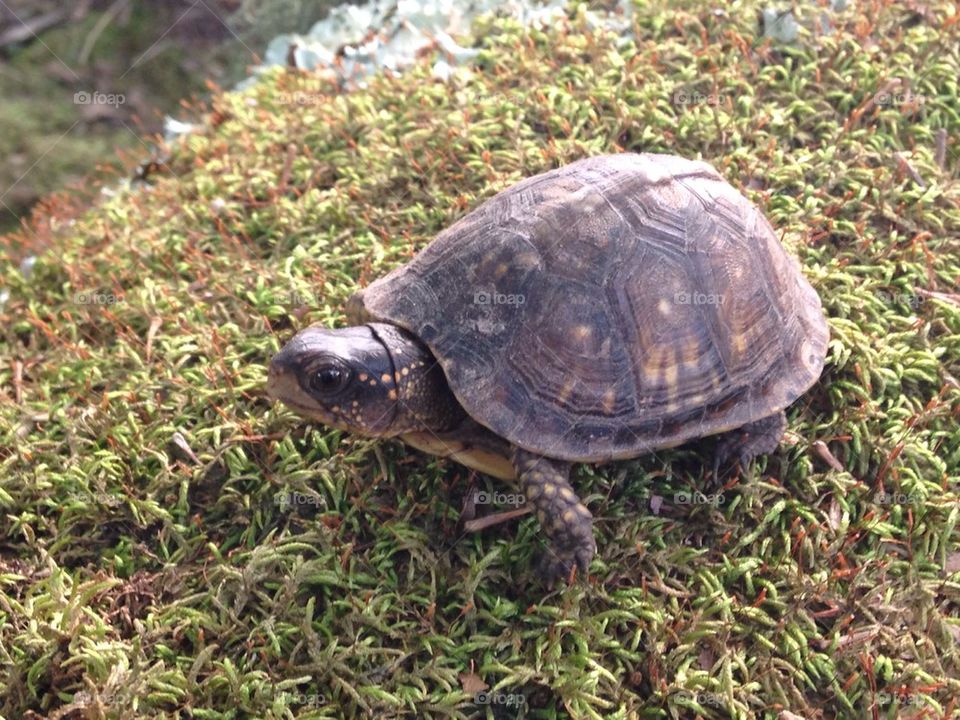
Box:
513, 448, 595, 584
713, 410, 787, 476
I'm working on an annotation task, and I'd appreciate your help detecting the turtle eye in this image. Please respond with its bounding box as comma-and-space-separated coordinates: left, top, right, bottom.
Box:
307, 363, 351, 395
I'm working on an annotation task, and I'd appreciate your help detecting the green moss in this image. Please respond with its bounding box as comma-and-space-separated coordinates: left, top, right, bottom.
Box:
1, 1, 959, 718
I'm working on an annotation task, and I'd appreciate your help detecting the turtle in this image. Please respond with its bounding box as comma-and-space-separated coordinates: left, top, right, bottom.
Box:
267, 153, 829, 582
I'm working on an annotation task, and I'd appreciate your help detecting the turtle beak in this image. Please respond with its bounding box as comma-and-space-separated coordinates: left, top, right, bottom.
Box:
266, 356, 292, 401
266, 334, 326, 411
266, 350, 308, 409
266, 350, 345, 426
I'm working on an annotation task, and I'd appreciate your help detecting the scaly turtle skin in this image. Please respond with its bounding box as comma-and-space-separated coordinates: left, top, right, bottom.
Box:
267, 153, 829, 583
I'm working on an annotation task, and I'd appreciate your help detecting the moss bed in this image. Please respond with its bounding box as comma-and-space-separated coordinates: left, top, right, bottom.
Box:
1, 1, 959, 718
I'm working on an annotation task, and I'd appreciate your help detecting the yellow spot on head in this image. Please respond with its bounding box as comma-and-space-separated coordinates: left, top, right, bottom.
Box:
401, 367, 410, 376
331, 405, 340, 412
394, 372, 402, 383
358, 373, 368, 382
562, 509, 576, 523
574, 324, 592, 340
388, 389, 397, 400
369, 379, 377, 386
560, 487, 576, 502
542, 483, 557, 498
381, 373, 392, 384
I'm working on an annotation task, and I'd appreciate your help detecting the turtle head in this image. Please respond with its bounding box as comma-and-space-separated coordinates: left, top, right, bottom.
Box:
267, 323, 464, 436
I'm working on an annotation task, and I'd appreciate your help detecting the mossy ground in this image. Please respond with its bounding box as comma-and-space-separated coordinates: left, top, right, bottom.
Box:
2, 1, 960, 718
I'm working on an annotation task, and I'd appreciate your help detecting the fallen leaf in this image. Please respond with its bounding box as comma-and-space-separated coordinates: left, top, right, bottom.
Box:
827, 499, 843, 531
811, 440, 843, 471
698, 648, 714, 670
459, 672, 488, 695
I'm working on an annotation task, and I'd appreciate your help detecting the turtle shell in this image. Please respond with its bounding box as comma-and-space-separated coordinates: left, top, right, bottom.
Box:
350, 153, 829, 462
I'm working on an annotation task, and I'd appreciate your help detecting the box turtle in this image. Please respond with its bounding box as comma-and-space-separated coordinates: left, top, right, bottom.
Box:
267, 153, 829, 582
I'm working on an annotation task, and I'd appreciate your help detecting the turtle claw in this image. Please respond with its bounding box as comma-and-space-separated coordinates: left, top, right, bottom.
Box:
713, 412, 787, 479
711, 451, 725, 482
537, 539, 595, 587
513, 448, 596, 587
